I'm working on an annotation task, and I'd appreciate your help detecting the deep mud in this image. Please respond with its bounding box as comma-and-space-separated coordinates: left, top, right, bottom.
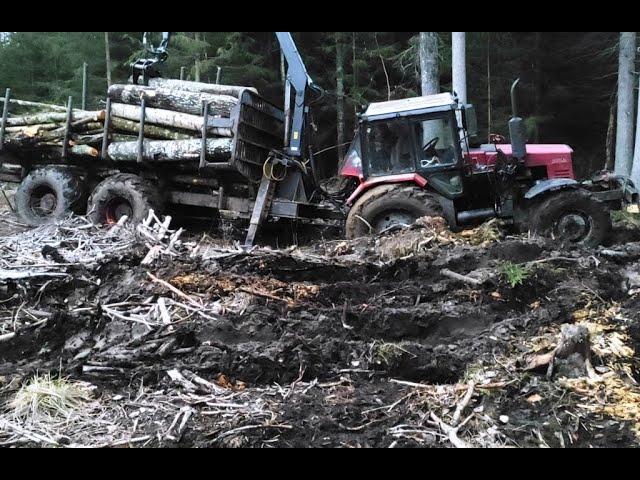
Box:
1, 213, 640, 448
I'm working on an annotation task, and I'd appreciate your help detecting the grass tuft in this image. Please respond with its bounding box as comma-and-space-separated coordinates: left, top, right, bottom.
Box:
10, 373, 94, 423
498, 262, 532, 288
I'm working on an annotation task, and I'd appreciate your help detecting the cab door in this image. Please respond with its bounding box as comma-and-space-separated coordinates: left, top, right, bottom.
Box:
411, 112, 465, 199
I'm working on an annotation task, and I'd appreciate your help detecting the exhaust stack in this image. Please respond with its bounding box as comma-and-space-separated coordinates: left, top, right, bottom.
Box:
508, 78, 527, 160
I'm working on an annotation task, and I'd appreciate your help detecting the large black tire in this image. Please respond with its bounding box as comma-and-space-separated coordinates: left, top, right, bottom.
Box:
87, 174, 163, 225
15, 167, 85, 227
345, 184, 444, 239
528, 189, 611, 248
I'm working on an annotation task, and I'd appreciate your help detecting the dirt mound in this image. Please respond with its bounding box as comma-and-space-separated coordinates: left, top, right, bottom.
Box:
1, 217, 640, 447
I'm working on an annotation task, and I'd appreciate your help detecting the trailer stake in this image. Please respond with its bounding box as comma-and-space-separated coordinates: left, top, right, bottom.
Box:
137, 96, 146, 163
62, 96, 73, 160
0, 88, 10, 153
101, 97, 112, 160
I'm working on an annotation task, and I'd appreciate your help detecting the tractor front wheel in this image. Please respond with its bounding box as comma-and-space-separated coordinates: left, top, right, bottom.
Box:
528, 189, 611, 248
345, 184, 444, 239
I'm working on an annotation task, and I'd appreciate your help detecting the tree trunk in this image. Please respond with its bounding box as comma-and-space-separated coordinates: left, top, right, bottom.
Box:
110, 103, 233, 136
147, 78, 257, 98
631, 62, 640, 186
419, 32, 440, 144
6, 110, 104, 127
533, 32, 543, 142
419, 32, 439, 96
452, 32, 468, 151
605, 93, 617, 171
451, 32, 467, 104
352, 32, 358, 120
107, 138, 232, 162
110, 117, 194, 140
107, 84, 237, 117
105, 32, 113, 88
336, 32, 346, 161
487, 33, 492, 140
615, 32, 636, 175
194, 32, 202, 83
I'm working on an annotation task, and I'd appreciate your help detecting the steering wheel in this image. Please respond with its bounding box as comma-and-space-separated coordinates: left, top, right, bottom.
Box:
422, 137, 440, 154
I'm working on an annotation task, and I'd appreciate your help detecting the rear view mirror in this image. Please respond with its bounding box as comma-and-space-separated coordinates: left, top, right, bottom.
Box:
462, 104, 478, 138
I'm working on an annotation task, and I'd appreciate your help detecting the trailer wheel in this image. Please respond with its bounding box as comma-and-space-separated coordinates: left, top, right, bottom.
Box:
345, 184, 444, 239
528, 189, 611, 247
87, 174, 163, 225
15, 167, 85, 227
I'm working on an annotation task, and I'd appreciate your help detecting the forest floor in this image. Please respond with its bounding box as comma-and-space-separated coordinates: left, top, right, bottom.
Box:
1, 193, 640, 448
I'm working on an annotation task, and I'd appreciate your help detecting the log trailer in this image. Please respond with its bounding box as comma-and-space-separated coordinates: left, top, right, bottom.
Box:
1, 32, 638, 248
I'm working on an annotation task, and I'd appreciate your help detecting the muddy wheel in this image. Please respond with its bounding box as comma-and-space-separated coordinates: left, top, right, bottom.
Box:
87, 174, 163, 225
15, 167, 85, 227
528, 189, 611, 247
345, 184, 444, 239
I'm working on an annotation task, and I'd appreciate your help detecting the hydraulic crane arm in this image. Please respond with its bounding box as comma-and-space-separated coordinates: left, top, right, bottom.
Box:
275, 32, 322, 157
133, 32, 321, 158
132, 32, 173, 86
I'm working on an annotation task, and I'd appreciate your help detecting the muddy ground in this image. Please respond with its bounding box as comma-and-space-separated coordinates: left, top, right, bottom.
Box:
1, 206, 640, 448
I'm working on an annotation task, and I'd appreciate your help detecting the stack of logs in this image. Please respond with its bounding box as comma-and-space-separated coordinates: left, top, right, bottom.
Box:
1, 79, 258, 164
0, 100, 105, 158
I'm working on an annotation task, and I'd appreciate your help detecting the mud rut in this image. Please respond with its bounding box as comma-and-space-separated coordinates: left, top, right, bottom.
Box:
2, 211, 640, 448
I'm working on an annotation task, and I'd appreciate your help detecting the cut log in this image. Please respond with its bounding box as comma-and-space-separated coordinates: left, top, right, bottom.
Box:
112, 134, 139, 143
72, 133, 104, 146
111, 103, 233, 137
107, 138, 232, 162
6, 122, 104, 146
148, 78, 257, 98
4, 123, 63, 134
107, 84, 237, 117
6, 110, 105, 127
71, 145, 99, 157
0, 97, 69, 112
110, 117, 193, 140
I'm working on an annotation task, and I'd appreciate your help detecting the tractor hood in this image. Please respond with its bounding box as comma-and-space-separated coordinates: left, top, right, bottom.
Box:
468, 144, 575, 180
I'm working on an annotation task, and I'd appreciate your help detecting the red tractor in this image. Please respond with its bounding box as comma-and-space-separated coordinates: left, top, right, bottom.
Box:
339, 81, 638, 247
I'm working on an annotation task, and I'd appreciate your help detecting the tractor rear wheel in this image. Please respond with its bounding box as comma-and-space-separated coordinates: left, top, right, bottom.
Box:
345, 184, 444, 239
528, 189, 611, 247
15, 167, 85, 227
87, 174, 163, 226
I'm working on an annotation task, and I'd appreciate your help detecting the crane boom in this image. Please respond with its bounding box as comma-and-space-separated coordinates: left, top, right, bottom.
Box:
275, 32, 321, 157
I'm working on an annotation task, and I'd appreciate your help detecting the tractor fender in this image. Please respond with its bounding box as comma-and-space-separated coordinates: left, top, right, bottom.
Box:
524, 179, 579, 200
346, 173, 428, 206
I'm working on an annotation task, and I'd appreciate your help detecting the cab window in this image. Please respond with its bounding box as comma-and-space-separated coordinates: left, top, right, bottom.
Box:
414, 115, 458, 169
364, 119, 416, 177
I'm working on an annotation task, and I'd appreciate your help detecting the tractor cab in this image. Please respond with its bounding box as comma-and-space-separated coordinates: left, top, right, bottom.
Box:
341, 93, 478, 201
